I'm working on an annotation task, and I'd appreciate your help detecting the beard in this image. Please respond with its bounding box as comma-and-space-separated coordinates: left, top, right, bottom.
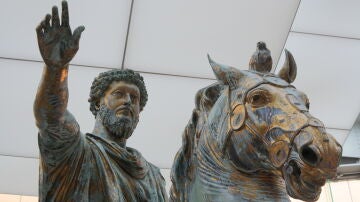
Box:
97, 104, 139, 139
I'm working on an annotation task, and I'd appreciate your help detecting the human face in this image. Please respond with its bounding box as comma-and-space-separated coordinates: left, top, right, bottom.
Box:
100, 81, 140, 122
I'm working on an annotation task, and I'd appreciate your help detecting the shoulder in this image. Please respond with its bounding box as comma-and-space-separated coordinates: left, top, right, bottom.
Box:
39, 132, 86, 167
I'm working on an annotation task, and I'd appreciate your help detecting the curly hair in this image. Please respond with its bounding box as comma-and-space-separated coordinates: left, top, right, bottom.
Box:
88, 69, 148, 116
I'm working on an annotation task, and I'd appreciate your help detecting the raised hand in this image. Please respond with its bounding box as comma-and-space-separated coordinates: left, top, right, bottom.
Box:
36, 1, 85, 68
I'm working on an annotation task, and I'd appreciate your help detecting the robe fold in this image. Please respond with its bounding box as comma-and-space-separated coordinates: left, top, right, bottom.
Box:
38, 128, 167, 202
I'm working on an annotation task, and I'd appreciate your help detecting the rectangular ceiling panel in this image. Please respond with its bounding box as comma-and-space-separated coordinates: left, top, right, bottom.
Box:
0, 58, 214, 169
0, 0, 131, 68
276, 32, 360, 130
292, 0, 360, 39
0, 155, 38, 196
127, 74, 214, 168
125, 0, 300, 78
0, 59, 43, 158
326, 128, 350, 146
0, 59, 104, 158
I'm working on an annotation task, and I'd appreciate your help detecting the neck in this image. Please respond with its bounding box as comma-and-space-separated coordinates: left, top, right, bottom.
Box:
92, 116, 127, 148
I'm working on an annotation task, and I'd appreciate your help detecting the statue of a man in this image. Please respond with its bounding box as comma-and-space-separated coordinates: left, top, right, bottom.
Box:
34, 1, 167, 201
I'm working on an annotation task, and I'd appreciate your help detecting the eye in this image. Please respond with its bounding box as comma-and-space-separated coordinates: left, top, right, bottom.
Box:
247, 89, 271, 107
111, 90, 123, 97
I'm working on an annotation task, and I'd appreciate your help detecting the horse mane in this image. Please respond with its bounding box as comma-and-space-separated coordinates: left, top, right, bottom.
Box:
170, 83, 223, 201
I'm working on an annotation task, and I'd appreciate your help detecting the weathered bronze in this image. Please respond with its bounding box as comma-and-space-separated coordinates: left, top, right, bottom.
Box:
34, 1, 167, 201
249, 41, 273, 73
170, 50, 342, 201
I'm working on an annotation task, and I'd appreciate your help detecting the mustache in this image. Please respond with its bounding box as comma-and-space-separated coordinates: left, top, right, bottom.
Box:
115, 105, 134, 116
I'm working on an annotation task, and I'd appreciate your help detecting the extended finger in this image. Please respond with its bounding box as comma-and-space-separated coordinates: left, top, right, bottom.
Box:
36, 23, 44, 39
71, 26, 85, 46
61, 1, 69, 27
44, 14, 51, 32
52, 6, 60, 27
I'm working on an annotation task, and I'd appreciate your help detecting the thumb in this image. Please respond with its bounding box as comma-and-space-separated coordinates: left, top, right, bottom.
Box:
71, 25, 85, 46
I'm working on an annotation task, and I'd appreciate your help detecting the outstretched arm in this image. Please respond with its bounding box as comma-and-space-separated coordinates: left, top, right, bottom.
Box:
34, 1, 84, 133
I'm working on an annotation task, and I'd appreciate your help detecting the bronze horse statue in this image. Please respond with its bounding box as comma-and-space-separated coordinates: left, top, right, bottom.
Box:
170, 51, 342, 201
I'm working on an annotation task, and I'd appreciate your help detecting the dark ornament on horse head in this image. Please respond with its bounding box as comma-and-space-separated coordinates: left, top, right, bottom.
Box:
249, 41, 273, 73
171, 50, 342, 202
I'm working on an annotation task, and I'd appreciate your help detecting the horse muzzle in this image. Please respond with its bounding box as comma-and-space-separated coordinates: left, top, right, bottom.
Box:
282, 126, 341, 201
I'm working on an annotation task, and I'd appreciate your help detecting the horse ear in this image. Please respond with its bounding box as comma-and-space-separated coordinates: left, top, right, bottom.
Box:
277, 49, 297, 83
207, 54, 242, 87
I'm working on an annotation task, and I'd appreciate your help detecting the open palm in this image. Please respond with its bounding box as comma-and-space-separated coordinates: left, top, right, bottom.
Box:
36, 1, 84, 68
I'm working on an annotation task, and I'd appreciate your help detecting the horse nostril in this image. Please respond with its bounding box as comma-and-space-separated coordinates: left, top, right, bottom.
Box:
300, 145, 319, 166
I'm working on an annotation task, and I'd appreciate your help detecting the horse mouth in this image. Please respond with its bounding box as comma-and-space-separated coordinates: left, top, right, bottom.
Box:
283, 160, 321, 201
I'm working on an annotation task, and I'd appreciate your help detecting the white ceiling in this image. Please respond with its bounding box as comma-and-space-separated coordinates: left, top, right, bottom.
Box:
276, 32, 360, 129
124, 0, 300, 78
1, 0, 359, 196
292, 0, 360, 39
0, 58, 213, 167
0, 0, 132, 68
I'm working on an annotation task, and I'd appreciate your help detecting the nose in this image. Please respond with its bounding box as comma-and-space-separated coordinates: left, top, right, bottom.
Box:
300, 144, 320, 166
122, 93, 131, 106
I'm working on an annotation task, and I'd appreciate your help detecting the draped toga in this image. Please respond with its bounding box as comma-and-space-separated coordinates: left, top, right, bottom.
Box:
38, 125, 167, 202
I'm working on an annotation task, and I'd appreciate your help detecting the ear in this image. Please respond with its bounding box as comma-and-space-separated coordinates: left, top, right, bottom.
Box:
277, 49, 297, 83
207, 54, 242, 88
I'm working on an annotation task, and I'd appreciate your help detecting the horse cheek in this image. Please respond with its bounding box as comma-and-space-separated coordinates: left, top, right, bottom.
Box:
230, 104, 246, 131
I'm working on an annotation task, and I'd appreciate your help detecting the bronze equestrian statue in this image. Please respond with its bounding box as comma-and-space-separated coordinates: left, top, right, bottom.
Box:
34, 1, 167, 201
170, 51, 342, 201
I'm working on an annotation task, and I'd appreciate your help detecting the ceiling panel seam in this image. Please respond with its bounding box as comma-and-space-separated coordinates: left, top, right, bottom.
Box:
326, 127, 350, 132
0, 56, 216, 80
0, 57, 114, 71
273, 0, 302, 73
291, 30, 360, 41
346, 181, 354, 202
121, 0, 135, 70
0, 154, 38, 160
134, 70, 216, 81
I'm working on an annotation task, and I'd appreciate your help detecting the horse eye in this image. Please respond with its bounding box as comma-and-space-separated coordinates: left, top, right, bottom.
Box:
248, 91, 270, 107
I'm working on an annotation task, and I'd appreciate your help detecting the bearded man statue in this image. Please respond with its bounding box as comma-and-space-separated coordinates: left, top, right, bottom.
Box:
34, 1, 167, 201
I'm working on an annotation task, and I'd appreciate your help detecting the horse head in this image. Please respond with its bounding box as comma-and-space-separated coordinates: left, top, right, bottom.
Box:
205, 51, 342, 201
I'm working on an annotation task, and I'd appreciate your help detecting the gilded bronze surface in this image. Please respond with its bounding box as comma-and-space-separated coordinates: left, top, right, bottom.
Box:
34, 1, 167, 201
170, 50, 342, 201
